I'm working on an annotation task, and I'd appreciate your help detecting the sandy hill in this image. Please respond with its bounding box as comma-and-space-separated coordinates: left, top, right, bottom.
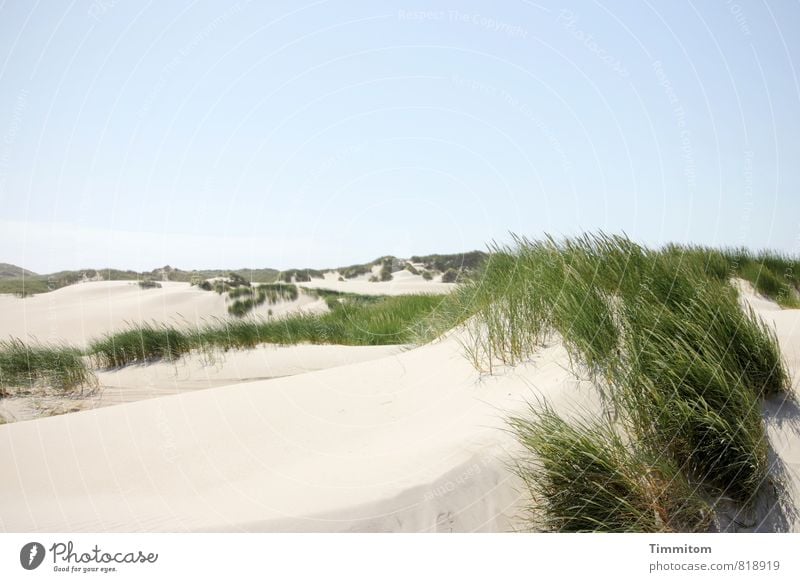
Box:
0, 280, 326, 347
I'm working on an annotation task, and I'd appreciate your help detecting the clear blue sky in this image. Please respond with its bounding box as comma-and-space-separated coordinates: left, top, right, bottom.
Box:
1, 0, 798, 272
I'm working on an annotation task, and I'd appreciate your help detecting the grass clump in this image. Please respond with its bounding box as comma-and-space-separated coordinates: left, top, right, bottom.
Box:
277, 269, 324, 283
619, 297, 770, 503
441, 268, 459, 283
379, 260, 393, 282
89, 323, 192, 368
339, 264, 371, 279
137, 279, 162, 289
510, 405, 711, 532
0, 339, 96, 393
227, 283, 300, 317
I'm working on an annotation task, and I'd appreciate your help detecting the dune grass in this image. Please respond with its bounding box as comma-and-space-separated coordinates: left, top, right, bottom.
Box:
453, 233, 791, 529
619, 296, 770, 503
0, 339, 96, 393
510, 405, 712, 532
89, 294, 445, 367
227, 283, 300, 317
89, 323, 193, 368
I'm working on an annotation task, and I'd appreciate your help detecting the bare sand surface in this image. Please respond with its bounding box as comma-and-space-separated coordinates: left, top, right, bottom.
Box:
0, 281, 798, 532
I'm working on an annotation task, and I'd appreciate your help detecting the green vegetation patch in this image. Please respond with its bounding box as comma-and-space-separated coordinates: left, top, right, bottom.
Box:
510, 404, 712, 532
228, 283, 300, 317
0, 339, 96, 393
138, 279, 162, 289
89, 294, 445, 367
89, 324, 193, 368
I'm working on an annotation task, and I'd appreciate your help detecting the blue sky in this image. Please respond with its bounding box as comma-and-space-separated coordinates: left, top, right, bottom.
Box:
1, 0, 798, 272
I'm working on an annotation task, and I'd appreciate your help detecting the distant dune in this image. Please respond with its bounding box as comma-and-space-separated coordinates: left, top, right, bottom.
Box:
0, 262, 37, 278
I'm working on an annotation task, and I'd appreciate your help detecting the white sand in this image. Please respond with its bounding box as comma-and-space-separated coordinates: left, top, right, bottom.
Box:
0, 328, 600, 532
0, 280, 325, 347
0, 280, 798, 532
0, 344, 405, 424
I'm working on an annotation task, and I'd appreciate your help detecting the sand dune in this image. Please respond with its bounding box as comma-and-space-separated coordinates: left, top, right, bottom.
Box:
0, 282, 798, 532
0, 280, 325, 347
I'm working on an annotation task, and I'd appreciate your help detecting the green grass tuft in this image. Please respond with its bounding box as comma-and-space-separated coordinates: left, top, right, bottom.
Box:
89, 323, 193, 368
510, 404, 712, 532
0, 339, 96, 393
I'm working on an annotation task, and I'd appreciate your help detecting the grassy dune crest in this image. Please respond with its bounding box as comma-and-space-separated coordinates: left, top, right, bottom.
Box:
457, 233, 792, 530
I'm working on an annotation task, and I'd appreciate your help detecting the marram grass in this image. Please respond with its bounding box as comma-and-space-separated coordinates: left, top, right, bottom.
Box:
89, 294, 446, 367
0, 338, 96, 393
89, 323, 192, 368
510, 404, 712, 532
454, 233, 792, 529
